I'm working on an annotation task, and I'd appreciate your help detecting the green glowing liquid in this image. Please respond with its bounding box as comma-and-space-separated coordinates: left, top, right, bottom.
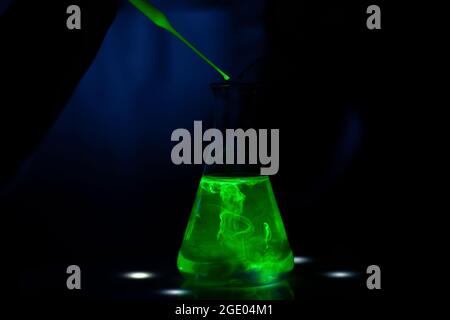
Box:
178, 175, 293, 286
129, 0, 230, 81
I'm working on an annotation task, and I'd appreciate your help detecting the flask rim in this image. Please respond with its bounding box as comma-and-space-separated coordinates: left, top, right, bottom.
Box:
210, 82, 265, 90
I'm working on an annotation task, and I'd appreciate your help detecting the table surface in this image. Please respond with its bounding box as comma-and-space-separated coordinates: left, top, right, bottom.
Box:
20, 255, 375, 301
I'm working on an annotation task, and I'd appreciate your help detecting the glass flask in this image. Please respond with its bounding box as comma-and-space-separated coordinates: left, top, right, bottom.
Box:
177, 82, 293, 286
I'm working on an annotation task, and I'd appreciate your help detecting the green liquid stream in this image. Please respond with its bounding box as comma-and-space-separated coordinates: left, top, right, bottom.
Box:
129, 0, 230, 81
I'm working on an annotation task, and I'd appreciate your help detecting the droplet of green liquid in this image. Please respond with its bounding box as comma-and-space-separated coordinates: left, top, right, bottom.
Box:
178, 175, 294, 286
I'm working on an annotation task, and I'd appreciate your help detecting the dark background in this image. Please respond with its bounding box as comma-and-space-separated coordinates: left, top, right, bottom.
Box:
0, 0, 399, 306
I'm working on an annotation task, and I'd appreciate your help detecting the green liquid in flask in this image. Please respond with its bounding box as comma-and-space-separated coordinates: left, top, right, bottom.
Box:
178, 175, 294, 286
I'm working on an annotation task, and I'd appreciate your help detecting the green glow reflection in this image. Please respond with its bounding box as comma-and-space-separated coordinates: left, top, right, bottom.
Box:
178, 175, 293, 286
182, 280, 294, 300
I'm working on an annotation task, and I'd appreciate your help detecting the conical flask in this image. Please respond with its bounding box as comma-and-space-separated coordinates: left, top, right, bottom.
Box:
177, 82, 293, 286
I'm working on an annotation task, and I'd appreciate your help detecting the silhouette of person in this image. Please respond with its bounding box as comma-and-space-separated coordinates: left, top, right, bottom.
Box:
0, 0, 119, 188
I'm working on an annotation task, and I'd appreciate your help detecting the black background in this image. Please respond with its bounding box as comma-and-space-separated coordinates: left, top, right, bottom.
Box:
0, 0, 407, 313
